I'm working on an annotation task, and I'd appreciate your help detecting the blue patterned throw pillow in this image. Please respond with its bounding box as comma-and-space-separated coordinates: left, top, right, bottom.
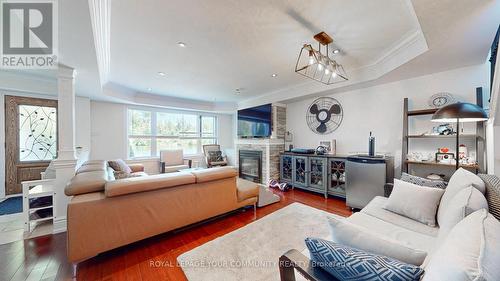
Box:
305, 238, 424, 281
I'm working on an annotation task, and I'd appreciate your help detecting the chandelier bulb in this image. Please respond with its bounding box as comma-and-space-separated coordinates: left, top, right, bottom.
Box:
318, 64, 323, 71
332, 72, 338, 78
325, 68, 330, 75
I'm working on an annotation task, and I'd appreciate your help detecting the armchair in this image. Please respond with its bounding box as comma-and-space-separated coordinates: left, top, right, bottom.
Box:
159, 149, 192, 173
203, 144, 228, 168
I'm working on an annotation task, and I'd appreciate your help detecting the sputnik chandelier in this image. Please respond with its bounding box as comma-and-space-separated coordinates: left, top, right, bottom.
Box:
295, 32, 348, 85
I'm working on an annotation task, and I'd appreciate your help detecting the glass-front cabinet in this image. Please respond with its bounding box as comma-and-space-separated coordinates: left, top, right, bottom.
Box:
280, 153, 346, 199
293, 156, 308, 188
328, 158, 346, 198
280, 154, 293, 183
308, 157, 327, 192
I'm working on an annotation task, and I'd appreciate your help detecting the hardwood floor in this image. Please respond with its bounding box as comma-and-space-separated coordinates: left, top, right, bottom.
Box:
0, 188, 351, 281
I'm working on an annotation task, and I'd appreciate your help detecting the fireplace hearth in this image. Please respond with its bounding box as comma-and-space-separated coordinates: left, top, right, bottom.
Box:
239, 150, 262, 183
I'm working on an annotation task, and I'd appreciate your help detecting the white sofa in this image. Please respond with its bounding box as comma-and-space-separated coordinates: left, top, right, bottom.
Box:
280, 169, 500, 281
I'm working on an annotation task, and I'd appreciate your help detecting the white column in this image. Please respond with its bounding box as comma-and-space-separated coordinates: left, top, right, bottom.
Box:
52, 64, 77, 234
57, 65, 77, 160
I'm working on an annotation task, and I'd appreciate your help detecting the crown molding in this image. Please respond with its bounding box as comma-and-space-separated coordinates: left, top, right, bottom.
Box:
239, 28, 428, 108
88, 0, 111, 86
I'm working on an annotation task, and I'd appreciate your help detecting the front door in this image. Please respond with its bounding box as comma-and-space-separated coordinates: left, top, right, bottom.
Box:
5, 96, 58, 195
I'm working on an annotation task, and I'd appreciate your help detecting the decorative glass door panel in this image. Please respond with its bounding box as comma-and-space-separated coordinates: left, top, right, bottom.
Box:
328, 158, 346, 197
293, 156, 308, 188
5, 96, 57, 195
308, 157, 326, 190
19, 105, 57, 162
280, 155, 293, 183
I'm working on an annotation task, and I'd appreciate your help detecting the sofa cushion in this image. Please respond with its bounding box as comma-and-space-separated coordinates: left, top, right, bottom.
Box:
305, 238, 424, 281
362, 196, 439, 237
401, 172, 447, 188
329, 216, 427, 265
76, 162, 107, 174
438, 186, 488, 236
423, 209, 500, 281
114, 170, 144, 179
236, 178, 259, 202
384, 179, 445, 227
128, 163, 145, 173
438, 168, 485, 226
108, 159, 132, 174
191, 166, 237, 183
105, 172, 195, 197
478, 174, 500, 220
346, 212, 437, 254
65, 171, 108, 196
82, 160, 106, 166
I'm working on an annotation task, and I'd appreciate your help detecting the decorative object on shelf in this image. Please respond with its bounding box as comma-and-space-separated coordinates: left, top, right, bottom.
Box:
306, 97, 343, 134
368, 131, 375, 157
319, 141, 332, 152
428, 92, 457, 108
407, 152, 432, 162
295, 31, 348, 85
439, 147, 450, 153
331, 139, 337, 154
285, 131, 293, 142
432, 102, 488, 169
458, 144, 468, 160
315, 145, 328, 155
436, 152, 455, 164
437, 123, 455, 135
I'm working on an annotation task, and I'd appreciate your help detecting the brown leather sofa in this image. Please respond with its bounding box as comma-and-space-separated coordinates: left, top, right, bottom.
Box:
65, 160, 258, 265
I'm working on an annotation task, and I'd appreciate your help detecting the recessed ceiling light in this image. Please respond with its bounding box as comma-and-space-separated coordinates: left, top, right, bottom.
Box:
147, 87, 152, 91
333, 49, 340, 54
158, 72, 166, 76
177, 42, 186, 47
271, 73, 278, 77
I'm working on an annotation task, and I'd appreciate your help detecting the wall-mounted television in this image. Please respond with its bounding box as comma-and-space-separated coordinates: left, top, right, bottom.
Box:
237, 104, 272, 138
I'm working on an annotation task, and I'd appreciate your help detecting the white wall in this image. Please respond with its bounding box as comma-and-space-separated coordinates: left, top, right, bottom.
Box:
286, 63, 490, 177
90, 100, 235, 173
75, 97, 91, 152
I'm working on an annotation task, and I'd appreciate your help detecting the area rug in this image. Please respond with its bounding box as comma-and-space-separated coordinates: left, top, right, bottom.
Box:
177, 202, 344, 281
0, 197, 22, 215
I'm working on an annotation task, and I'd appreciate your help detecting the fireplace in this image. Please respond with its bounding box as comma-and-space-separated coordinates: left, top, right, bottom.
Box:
239, 150, 262, 183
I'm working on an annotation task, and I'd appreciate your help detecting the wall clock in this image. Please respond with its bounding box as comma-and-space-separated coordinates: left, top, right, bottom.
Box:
428, 92, 456, 108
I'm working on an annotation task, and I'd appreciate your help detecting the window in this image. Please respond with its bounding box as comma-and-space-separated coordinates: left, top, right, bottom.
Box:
128, 109, 217, 158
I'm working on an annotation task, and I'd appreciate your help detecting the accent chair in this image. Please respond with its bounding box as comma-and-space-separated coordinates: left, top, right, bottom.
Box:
203, 144, 228, 168
160, 149, 192, 173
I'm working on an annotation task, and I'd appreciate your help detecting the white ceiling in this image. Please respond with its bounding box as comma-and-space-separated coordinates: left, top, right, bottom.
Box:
109, 0, 421, 103
1, 0, 497, 111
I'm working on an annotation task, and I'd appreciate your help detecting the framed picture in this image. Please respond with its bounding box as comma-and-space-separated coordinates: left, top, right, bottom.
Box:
319, 141, 332, 153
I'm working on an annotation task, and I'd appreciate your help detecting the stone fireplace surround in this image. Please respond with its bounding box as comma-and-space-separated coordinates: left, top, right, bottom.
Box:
235, 138, 285, 185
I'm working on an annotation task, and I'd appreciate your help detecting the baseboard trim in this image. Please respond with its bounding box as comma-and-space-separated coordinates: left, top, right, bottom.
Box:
53, 217, 67, 234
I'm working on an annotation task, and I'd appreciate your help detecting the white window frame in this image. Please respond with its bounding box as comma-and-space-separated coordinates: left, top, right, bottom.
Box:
127, 107, 218, 159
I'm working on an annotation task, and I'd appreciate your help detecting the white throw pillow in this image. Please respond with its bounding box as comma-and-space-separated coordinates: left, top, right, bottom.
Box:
423, 209, 500, 281
438, 186, 489, 236
384, 179, 445, 227
437, 168, 485, 225
328, 217, 427, 265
